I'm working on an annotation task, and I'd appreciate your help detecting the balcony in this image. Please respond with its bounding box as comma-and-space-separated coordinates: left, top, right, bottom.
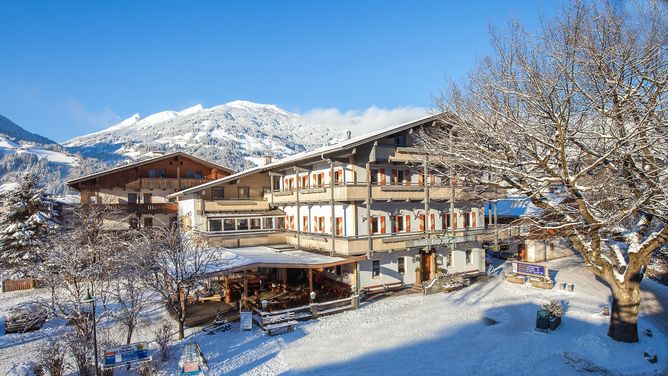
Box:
125, 178, 211, 191
107, 203, 178, 215
265, 183, 466, 204
204, 199, 270, 212
284, 228, 490, 256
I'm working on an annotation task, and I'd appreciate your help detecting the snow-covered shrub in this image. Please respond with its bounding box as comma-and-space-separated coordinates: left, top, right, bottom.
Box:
38, 339, 65, 376
154, 320, 174, 361
541, 299, 564, 318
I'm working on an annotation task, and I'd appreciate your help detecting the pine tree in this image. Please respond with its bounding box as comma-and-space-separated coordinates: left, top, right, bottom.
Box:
0, 173, 59, 274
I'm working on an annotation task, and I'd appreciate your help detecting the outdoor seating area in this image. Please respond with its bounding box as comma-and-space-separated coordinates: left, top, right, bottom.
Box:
181, 246, 365, 327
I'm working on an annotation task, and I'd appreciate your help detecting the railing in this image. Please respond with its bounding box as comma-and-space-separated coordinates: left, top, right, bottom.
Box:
125, 178, 211, 190
107, 203, 178, 214
252, 295, 359, 329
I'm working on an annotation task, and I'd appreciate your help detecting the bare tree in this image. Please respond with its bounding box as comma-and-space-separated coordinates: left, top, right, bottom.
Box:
419, 1, 668, 342
140, 225, 217, 339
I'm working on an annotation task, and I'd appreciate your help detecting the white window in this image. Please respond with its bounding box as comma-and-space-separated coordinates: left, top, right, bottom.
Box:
372, 260, 380, 277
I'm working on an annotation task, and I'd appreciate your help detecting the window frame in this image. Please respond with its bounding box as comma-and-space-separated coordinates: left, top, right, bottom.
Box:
372, 260, 381, 277
212, 187, 225, 200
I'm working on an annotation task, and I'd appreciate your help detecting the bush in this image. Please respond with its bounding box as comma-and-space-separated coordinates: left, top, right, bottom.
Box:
541, 299, 564, 318
39, 339, 65, 376
154, 321, 174, 362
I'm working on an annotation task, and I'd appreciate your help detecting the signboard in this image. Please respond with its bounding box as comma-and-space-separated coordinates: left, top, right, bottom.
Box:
512, 261, 548, 278
240, 311, 253, 331
103, 342, 150, 369
405, 234, 478, 248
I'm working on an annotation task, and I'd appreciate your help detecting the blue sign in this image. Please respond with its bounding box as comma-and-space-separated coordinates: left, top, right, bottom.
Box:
512, 261, 547, 278
103, 342, 150, 368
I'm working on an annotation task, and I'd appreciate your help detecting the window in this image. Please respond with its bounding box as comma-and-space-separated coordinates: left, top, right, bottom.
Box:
88, 195, 98, 204
394, 135, 407, 146
129, 217, 138, 229
238, 187, 250, 199
314, 173, 325, 187
443, 211, 451, 229
393, 215, 404, 232
303, 216, 309, 232
334, 169, 343, 185
300, 175, 309, 188
336, 217, 343, 236
275, 216, 285, 229
263, 217, 274, 229
143, 193, 152, 204
287, 216, 295, 230
392, 169, 406, 185
316, 216, 325, 233
398, 257, 405, 274
372, 260, 380, 277
148, 169, 166, 178
336, 265, 342, 275
210, 219, 222, 232
370, 169, 379, 184
462, 212, 470, 228
371, 216, 379, 234
127, 193, 138, 204
466, 250, 472, 265
250, 218, 261, 230
143, 217, 153, 228
212, 188, 225, 200
185, 170, 203, 179
237, 218, 249, 231
223, 219, 235, 231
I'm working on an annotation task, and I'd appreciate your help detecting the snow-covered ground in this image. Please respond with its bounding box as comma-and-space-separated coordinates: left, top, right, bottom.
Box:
1, 256, 666, 375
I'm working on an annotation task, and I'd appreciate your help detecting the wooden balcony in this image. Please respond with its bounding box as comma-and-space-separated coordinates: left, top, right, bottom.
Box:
265, 183, 467, 204
125, 178, 211, 191
284, 228, 490, 256
107, 203, 178, 214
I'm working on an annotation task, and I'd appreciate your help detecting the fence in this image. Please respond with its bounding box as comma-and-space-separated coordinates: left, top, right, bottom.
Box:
1, 279, 38, 293
252, 295, 359, 329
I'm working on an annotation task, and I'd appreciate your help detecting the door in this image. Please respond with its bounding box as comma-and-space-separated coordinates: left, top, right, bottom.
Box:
421, 251, 432, 281
518, 244, 527, 261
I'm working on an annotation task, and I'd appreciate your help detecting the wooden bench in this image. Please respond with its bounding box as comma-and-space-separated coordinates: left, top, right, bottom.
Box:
363, 282, 405, 297
265, 320, 298, 336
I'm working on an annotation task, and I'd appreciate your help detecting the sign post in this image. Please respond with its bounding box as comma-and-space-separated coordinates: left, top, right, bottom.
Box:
511, 261, 549, 279
103, 342, 151, 369
240, 311, 252, 331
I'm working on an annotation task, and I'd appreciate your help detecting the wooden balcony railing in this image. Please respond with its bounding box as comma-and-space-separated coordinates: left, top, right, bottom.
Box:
107, 203, 178, 214
125, 178, 211, 190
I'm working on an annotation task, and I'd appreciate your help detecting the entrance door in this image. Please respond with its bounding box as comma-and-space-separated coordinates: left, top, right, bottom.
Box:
421, 251, 432, 281
518, 244, 527, 261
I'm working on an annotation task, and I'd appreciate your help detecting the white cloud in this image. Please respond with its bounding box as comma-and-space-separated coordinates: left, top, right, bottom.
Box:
301, 105, 431, 136
65, 99, 121, 130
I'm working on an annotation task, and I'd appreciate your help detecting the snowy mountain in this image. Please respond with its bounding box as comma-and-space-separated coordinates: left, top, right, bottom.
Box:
0, 115, 106, 195
64, 100, 342, 170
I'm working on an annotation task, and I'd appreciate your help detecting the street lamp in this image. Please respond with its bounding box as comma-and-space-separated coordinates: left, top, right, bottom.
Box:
82, 286, 99, 376
309, 290, 316, 303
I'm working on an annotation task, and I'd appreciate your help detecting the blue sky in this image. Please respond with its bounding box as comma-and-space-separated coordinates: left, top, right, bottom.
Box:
0, 0, 553, 142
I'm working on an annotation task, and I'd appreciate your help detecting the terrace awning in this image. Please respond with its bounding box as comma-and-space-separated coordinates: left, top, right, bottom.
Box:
204, 246, 365, 275
204, 209, 285, 218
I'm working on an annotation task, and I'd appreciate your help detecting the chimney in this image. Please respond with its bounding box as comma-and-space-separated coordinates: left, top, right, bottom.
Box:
346, 130, 352, 140
263, 155, 272, 165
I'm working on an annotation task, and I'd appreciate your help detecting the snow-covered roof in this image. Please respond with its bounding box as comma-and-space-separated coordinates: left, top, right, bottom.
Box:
168, 114, 438, 198
66, 151, 234, 188
204, 246, 364, 275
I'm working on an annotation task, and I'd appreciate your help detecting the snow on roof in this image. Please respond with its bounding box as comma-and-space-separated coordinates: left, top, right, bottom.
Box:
169, 114, 438, 198
203, 246, 359, 275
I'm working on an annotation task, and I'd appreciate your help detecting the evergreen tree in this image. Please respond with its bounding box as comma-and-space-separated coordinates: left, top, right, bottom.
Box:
0, 173, 59, 274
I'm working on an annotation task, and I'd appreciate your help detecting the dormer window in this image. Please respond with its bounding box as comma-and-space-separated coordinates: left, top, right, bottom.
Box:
394, 135, 407, 146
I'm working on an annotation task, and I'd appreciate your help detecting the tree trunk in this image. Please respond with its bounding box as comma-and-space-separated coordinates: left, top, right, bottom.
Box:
126, 324, 134, 344
608, 282, 640, 343
178, 288, 186, 339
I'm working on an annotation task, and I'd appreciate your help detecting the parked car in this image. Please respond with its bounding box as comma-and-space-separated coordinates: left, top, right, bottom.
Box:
4, 303, 47, 334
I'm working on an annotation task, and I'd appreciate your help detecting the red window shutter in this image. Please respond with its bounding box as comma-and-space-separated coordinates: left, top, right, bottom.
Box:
430, 214, 435, 231
328, 171, 332, 185
380, 169, 386, 185
405, 215, 411, 232
321, 216, 325, 233
391, 169, 398, 185
418, 172, 424, 187
380, 216, 386, 234
419, 214, 425, 231
453, 212, 458, 229
394, 215, 399, 233
472, 211, 476, 228
405, 169, 411, 186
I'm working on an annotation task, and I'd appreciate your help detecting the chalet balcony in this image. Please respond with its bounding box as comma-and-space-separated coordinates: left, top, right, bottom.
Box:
284, 228, 490, 256
107, 203, 178, 215
125, 178, 211, 191
264, 183, 467, 204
